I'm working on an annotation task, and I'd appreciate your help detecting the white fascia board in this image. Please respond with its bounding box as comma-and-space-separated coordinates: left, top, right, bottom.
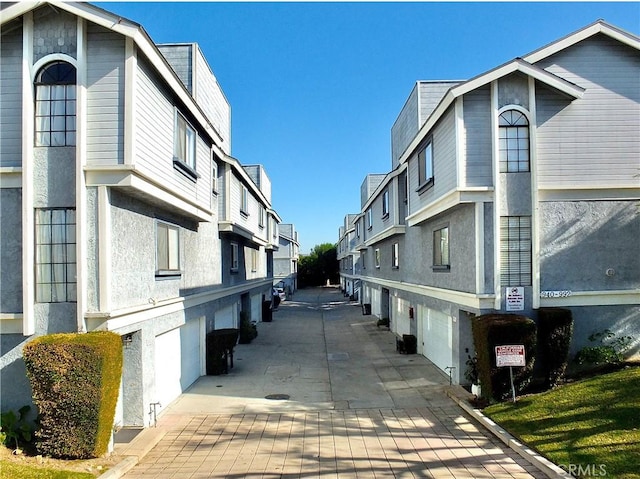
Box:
86, 278, 273, 332
218, 221, 268, 247
407, 187, 494, 227
0, 168, 22, 188
269, 208, 282, 224
398, 59, 585, 167
217, 151, 273, 209
360, 164, 407, 213
524, 20, 640, 64
364, 225, 406, 247
12, 1, 224, 146
84, 165, 213, 221
538, 186, 640, 202
539, 289, 640, 307
360, 275, 495, 310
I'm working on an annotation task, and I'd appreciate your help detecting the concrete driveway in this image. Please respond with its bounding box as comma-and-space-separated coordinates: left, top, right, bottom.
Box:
120, 287, 546, 478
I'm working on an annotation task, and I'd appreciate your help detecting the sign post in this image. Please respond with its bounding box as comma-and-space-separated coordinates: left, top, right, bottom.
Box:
495, 345, 526, 402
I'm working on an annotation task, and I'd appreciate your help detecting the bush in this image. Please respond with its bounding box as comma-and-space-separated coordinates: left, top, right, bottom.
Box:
538, 308, 573, 388
472, 314, 536, 402
575, 329, 632, 366
1, 405, 33, 450
23, 331, 123, 459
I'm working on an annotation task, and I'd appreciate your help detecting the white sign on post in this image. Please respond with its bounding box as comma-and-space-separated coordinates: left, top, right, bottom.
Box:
495, 345, 526, 402
505, 287, 524, 311
495, 345, 526, 367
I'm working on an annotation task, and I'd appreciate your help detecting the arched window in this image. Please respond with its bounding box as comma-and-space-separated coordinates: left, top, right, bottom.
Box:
35, 61, 76, 146
498, 110, 529, 173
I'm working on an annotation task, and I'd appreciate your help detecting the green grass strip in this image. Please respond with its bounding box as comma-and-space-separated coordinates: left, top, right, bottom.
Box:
484, 366, 640, 478
0, 461, 95, 479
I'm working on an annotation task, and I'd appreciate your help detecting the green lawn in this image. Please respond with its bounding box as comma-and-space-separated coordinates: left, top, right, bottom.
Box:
0, 461, 95, 479
484, 366, 640, 479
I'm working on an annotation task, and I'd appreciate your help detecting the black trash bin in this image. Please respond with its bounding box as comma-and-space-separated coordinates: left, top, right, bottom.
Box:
262, 300, 273, 322
402, 334, 417, 354
362, 303, 371, 315
206, 328, 239, 375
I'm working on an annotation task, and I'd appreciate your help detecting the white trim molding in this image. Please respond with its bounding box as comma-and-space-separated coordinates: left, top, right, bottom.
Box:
539, 289, 640, 307
364, 225, 406, 247
407, 187, 494, 227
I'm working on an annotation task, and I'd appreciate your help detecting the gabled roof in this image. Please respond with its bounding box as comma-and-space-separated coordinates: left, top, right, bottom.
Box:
1, 1, 224, 144
397, 19, 639, 166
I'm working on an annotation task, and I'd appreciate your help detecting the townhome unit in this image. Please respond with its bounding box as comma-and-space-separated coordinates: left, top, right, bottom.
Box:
0, 1, 280, 427
337, 214, 359, 300
342, 20, 640, 384
274, 223, 300, 297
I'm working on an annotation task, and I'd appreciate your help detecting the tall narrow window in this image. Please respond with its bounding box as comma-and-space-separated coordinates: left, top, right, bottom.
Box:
174, 112, 196, 169
35, 61, 76, 147
362, 250, 367, 269
433, 226, 450, 269
231, 242, 239, 272
156, 222, 180, 275
499, 110, 529, 172
241, 185, 249, 215
382, 190, 390, 218
35, 208, 76, 302
251, 248, 258, 272
418, 139, 434, 187
392, 243, 399, 269
259, 205, 266, 228
500, 216, 532, 286
211, 158, 218, 194
375, 248, 381, 268
367, 209, 373, 230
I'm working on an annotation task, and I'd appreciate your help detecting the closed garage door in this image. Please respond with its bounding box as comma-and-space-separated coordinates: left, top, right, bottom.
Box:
419, 306, 452, 373
154, 319, 202, 415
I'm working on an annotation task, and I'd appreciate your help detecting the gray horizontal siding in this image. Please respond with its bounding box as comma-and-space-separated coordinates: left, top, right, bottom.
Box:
535, 34, 640, 187
391, 84, 418, 168
86, 23, 125, 165
463, 86, 493, 187
0, 25, 22, 167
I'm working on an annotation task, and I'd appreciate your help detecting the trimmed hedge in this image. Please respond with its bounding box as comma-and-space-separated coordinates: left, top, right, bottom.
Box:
23, 331, 122, 459
537, 308, 573, 388
472, 314, 536, 401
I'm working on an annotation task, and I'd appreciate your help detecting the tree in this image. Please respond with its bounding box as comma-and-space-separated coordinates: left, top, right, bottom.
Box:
298, 243, 339, 287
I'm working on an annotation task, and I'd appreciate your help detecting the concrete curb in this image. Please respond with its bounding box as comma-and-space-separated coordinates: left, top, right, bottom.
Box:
446, 386, 573, 479
99, 427, 168, 478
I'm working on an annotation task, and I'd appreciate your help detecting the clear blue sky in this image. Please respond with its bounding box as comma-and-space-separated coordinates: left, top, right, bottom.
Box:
96, 1, 639, 254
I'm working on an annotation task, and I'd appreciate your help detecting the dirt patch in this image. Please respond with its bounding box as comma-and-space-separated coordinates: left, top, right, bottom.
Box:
1, 444, 123, 476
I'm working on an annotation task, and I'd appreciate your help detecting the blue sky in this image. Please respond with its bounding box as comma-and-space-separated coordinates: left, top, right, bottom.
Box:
96, 1, 639, 254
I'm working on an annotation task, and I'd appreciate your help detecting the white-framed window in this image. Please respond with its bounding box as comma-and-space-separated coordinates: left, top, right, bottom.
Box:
418, 139, 434, 189
259, 205, 266, 228
375, 248, 381, 268
241, 185, 249, 215
231, 242, 239, 272
499, 110, 530, 173
35, 61, 76, 147
382, 190, 390, 218
362, 250, 367, 269
35, 208, 76, 302
433, 226, 450, 270
500, 216, 532, 286
367, 209, 373, 230
251, 248, 258, 272
174, 111, 196, 170
156, 221, 180, 275
211, 157, 218, 194
356, 221, 361, 238
392, 243, 399, 269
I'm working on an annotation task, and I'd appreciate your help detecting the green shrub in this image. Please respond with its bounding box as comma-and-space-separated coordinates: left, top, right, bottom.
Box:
575, 329, 632, 366
23, 331, 122, 459
472, 314, 536, 402
538, 308, 573, 388
0, 405, 33, 450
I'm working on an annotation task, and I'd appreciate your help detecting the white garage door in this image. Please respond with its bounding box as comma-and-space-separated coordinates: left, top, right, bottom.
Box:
216, 304, 237, 329
419, 306, 452, 373
154, 319, 202, 415
392, 297, 411, 336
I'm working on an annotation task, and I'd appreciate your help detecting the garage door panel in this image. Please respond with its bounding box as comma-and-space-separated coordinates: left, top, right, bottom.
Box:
420, 306, 452, 373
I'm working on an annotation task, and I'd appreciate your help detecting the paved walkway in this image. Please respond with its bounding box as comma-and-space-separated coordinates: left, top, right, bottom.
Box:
120, 288, 546, 478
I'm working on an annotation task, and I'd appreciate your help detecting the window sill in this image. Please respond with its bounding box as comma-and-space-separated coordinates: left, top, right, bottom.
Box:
382, 213, 389, 221
156, 270, 182, 278
432, 265, 450, 272
240, 210, 249, 218
173, 158, 199, 181
416, 178, 434, 195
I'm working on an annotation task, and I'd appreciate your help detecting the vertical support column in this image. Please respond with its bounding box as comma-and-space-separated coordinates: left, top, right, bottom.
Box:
98, 186, 112, 312
529, 76, 541, 309
491, 80, 502, 310
475, 202, 485, 294
75, 17, 88, 333
22, 11, 35, 336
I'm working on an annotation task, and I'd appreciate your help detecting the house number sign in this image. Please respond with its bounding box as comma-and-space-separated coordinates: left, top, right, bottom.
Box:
540, 290, 572, 298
